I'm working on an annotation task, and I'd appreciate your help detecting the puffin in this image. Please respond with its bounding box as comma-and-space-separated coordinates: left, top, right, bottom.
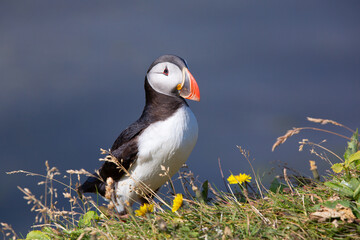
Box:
78, 55, 200, 213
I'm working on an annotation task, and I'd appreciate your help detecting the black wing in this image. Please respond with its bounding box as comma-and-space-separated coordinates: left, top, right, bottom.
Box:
78, 119, 149, 197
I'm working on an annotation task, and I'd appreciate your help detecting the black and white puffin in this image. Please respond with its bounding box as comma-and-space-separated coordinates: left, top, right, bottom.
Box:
78, 55, 200, 213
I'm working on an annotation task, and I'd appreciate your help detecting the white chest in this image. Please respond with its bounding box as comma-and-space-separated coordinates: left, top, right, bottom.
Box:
114, 105, 198, 205
135, 105, 198, 179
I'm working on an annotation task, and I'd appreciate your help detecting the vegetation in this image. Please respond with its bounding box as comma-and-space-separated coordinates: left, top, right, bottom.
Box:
2, 117, 360, 239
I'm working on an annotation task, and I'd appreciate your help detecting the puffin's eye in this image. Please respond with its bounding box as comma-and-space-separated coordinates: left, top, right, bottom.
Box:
163, 67, 169, 76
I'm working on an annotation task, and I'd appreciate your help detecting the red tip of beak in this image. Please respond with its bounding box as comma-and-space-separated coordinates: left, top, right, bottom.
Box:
184, 69, 200, 101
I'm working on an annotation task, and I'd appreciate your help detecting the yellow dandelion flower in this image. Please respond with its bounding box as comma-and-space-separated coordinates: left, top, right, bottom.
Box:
135, 203, 154, 216
227, 173, 252, 185
172, 193, 183, 212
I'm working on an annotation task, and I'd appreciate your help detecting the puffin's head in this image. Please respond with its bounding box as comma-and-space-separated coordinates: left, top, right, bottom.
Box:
146, 55, 200, 101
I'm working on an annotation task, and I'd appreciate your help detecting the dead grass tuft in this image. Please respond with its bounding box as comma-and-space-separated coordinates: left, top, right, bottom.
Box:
272, 128, 301, 151
4, 161, 106, 240
4, 118, 359, 239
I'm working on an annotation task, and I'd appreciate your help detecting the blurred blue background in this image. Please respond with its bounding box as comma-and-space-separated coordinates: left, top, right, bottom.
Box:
1, 1, 360, 235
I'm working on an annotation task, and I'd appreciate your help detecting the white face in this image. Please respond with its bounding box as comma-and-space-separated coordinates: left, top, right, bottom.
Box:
146, 62, 183, 97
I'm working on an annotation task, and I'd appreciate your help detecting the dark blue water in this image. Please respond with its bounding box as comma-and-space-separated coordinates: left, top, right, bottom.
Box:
1, 1, 360, 235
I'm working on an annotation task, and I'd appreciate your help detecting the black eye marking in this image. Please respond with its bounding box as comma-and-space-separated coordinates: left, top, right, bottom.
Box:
163, 66, 169, 76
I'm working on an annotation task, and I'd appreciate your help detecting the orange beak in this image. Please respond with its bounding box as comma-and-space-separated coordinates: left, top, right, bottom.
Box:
178, 68, 200, 101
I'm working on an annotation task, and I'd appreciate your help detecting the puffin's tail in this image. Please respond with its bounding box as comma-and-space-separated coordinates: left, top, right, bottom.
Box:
77, 173, 106, 198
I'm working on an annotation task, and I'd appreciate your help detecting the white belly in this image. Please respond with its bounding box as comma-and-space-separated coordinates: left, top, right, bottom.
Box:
114, 105, 198, 211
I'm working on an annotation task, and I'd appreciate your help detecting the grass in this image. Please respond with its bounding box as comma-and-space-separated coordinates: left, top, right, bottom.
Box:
2, 117, 360, 239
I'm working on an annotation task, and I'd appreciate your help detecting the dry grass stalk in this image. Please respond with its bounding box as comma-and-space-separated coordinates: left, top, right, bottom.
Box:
311, 149, 334, 165
307, 117, 342, 127
18, 186, 80, 225
309, 160, 320, 181
302, 139, 342, 164
272, 128, 301, 152
237, 146, 265, 198
0, 222, 17, 240
18, 186, 49, 223
248, 203, 272, 226
283, 168, 294, 195
217, 158, 231, 194
272, 117, 354, 152
298, 139, 308, 152
104, 177, 117, 210
309, 160, 317, 171
177, 165, 198, 199
307, 117, 354, 132
7, 170, 40, 176
160, 165, 176, 195
207, 181, 224, 202
66, 169, 93, 182
105, 177, 115, 200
